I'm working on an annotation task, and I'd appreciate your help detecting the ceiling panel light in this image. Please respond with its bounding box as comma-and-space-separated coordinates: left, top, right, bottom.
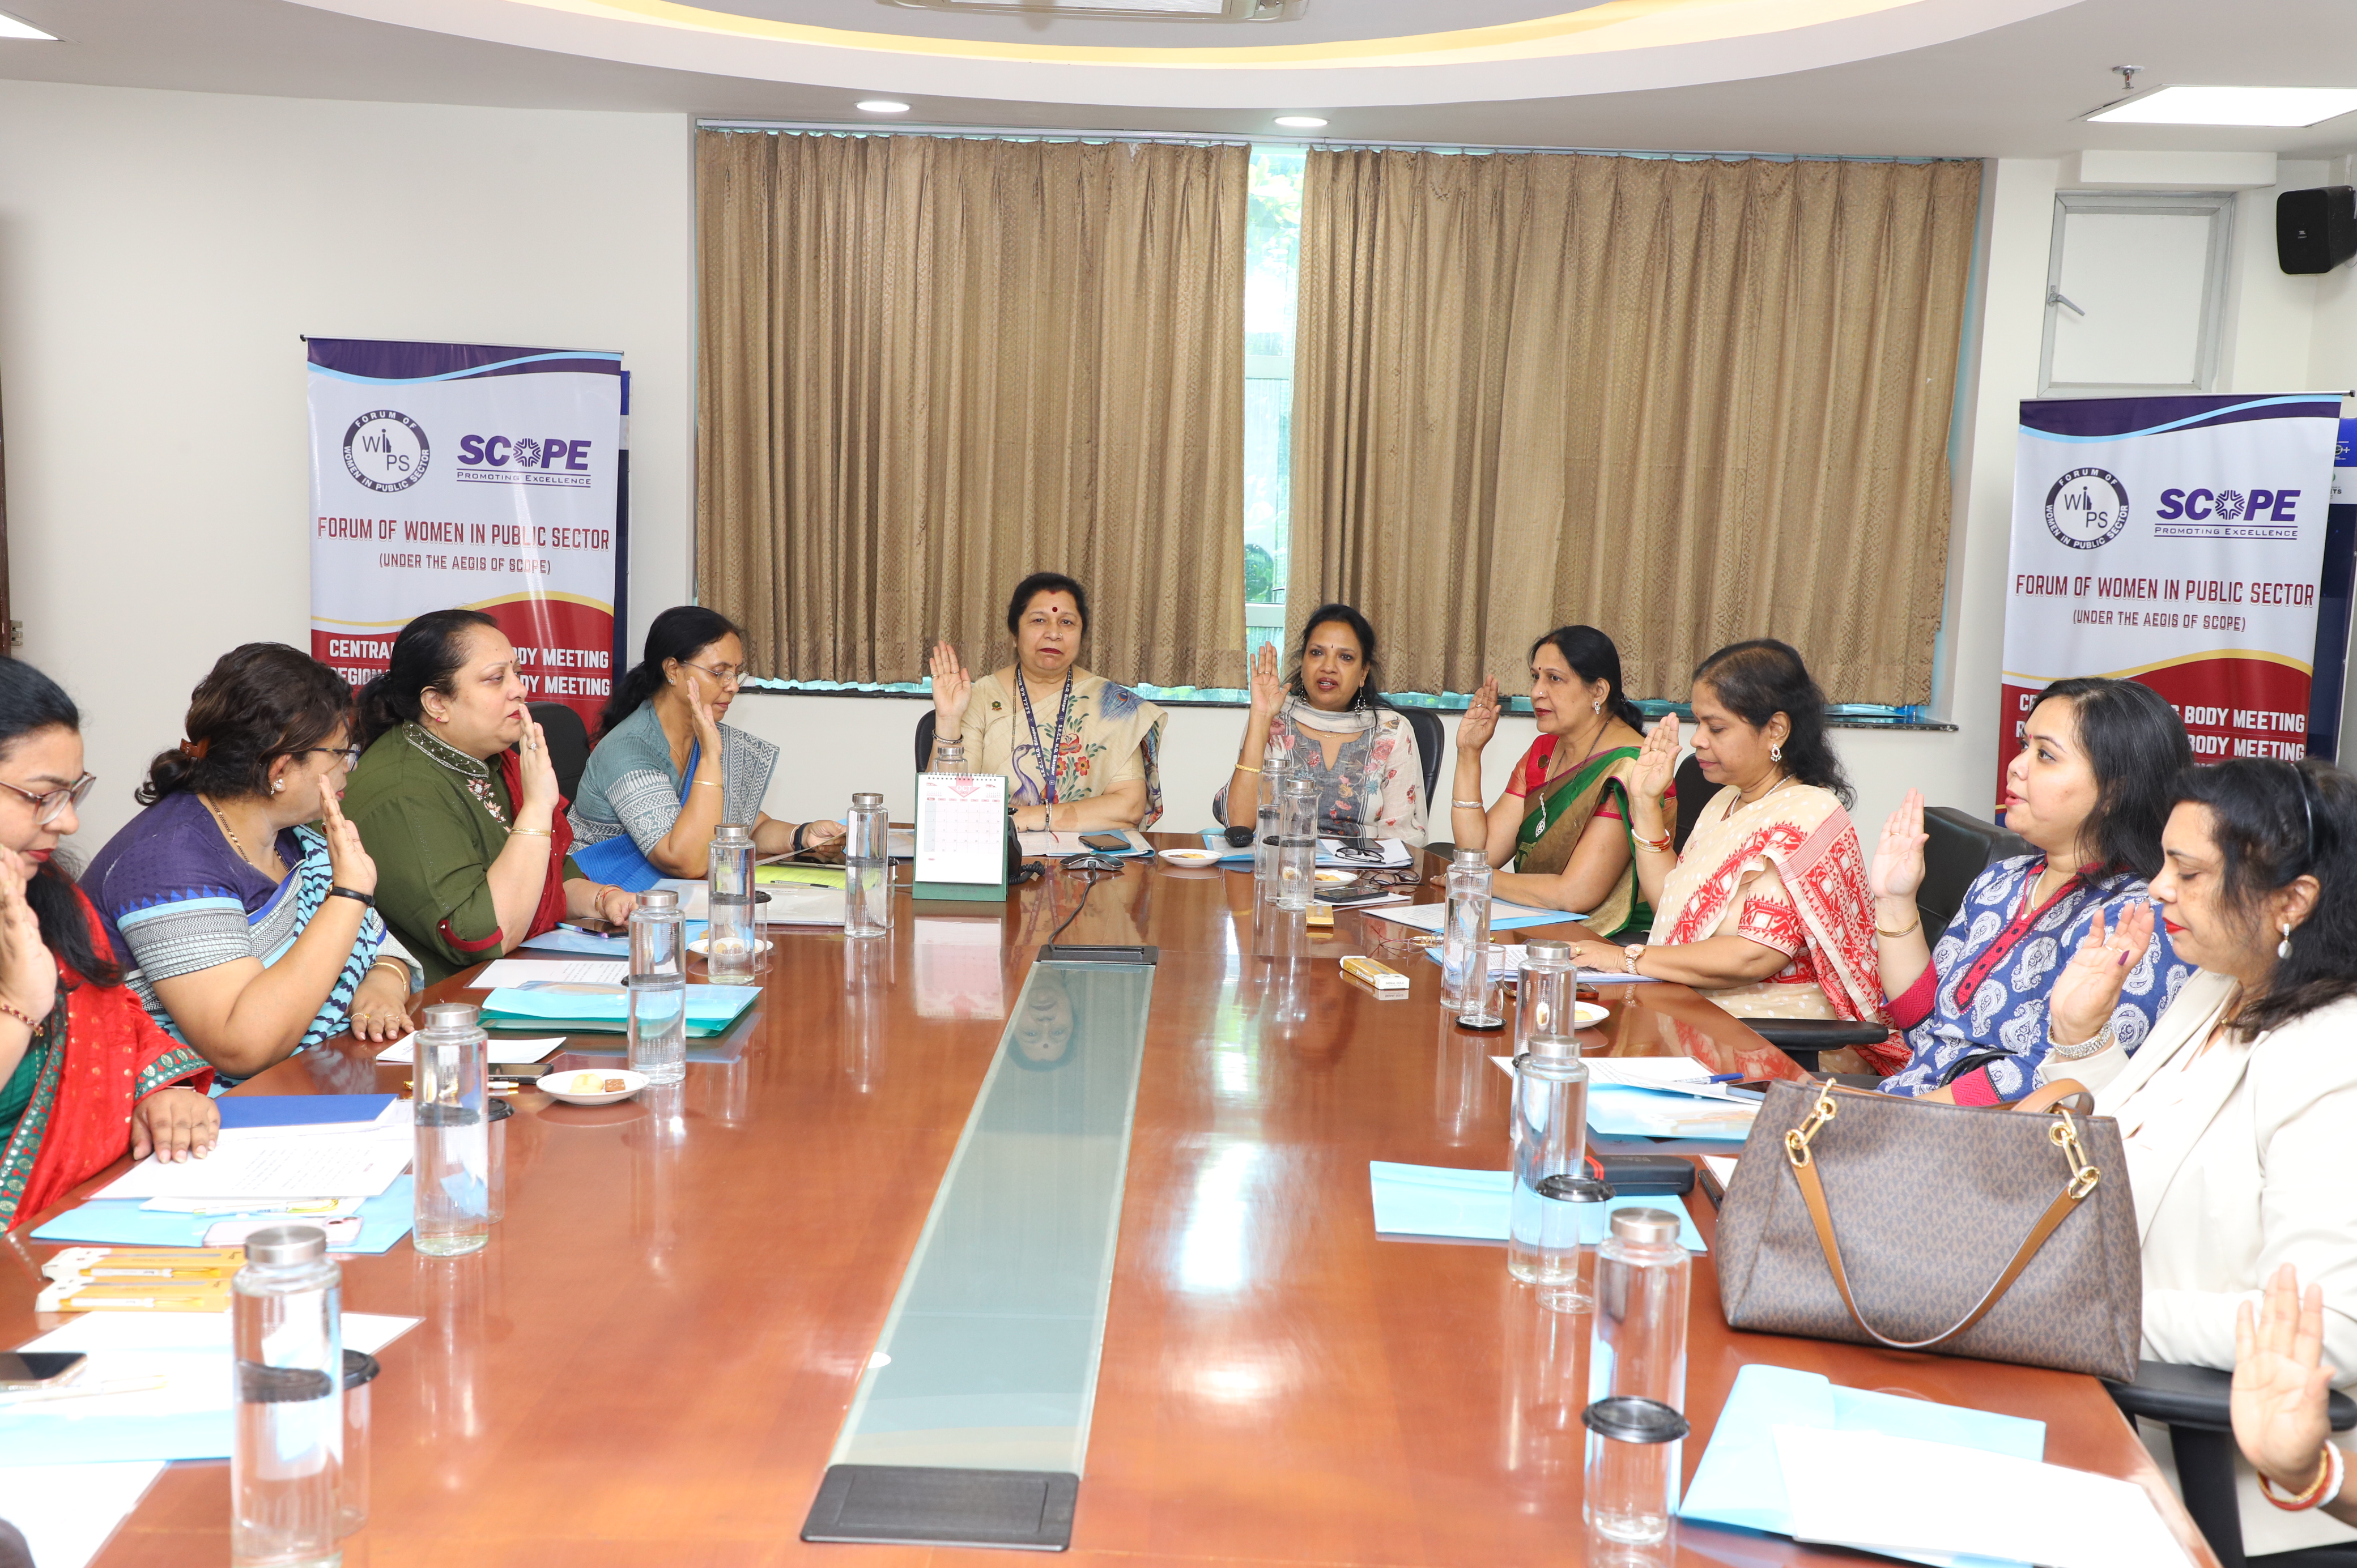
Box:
856, 100, 912, 113
1274, 116, 1328, 129
2090, 85, 2357, 128
0, 13, 56, 40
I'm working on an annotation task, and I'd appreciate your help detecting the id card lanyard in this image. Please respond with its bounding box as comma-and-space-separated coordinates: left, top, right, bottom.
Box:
1015, 670, 1075, 804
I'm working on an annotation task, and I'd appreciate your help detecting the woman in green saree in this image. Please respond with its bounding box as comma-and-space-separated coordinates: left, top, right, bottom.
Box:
1447, 627, 1667, 939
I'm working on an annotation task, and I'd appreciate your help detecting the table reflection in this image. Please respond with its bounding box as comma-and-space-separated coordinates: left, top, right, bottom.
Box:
1499, 1279, 1588, 1509
1434, 1007, 1508, 1148
627, 1081, 691, 1264
411, 1247, 493, 1476
841, 936, 890, 1093
913, 915, 1006, 1020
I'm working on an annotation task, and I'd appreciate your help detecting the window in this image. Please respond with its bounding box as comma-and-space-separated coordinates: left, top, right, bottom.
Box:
1243, 146, 1304, 670
2040, 191, 2235, 397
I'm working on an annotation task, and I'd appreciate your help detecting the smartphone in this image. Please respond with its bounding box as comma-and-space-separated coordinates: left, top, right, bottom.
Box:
1314, 884, 1396, 906
0, 1353, 85, 1391
560, 916, 627, 936
1079, 833, 1130, 852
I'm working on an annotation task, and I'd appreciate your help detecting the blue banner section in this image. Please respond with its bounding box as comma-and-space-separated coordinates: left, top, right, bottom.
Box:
2313, 416, 2357, 761
2021, 394, 2345, 442
306, 337, 621, 384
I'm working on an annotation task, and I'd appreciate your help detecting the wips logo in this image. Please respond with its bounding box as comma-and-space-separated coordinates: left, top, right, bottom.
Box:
342, 411, 428, 494
2154, 484, 2302, 540
454, 433, 596, 489
2043, 468, 2129, 551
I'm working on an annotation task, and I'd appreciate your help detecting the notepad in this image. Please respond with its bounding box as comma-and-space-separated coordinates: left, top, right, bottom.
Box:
1586, 1084, 1757, 1142
1372, 899, 1577, 935
33, 1180, 417, 1254
213, 1094, 395, 1130
1365, 1162, 1707, 1251
479, 982, 760, 1036
519, 925, 629, 956
471, 958, 628, 988
93, 1124, 413, 1202
376, 1033, 565, 1066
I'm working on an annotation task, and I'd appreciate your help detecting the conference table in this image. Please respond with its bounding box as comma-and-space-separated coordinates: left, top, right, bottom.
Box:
9, 838, 2214, 1566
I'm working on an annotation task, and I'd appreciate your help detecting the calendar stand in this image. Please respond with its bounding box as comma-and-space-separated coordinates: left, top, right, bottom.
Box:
913, 772, 1011, 904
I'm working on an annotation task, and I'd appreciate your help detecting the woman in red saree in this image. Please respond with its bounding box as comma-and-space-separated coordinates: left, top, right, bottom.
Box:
0, 658, 215, 1229
1568, 641, 1896, 1068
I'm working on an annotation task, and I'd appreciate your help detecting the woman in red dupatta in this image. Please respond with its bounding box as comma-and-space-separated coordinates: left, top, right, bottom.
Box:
1569, 641, 1896, 1067
0, 659, 215, 1229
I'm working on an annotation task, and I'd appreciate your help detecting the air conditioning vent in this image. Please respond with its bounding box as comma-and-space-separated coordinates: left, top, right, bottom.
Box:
886, 0, 1304, 20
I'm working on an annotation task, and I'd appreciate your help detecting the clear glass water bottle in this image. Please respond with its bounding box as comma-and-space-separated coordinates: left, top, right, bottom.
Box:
1275, 775, 1318, 911
706, 821, 757, 983
845, 791, 892, 938
1510, 1031, 1598, 1307
1442, 846, 1494, 1012
1584, 1207, 1693, 1545
411, 1002, 490, 1258
1254, 754, 1294, 899
628, 887, 687, 1085
1516, 937, 1577, 1058
232, 1224, 343, 1568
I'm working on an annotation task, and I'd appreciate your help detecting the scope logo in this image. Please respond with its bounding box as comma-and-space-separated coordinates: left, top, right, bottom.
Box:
2154, 486, 2302, 524
2043, 467, 2130, 551
455, 435, 594, 475
342, 411, 429, 494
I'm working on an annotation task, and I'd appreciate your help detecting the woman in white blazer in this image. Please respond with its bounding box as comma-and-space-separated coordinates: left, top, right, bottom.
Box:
2036, 756, 2357, 1559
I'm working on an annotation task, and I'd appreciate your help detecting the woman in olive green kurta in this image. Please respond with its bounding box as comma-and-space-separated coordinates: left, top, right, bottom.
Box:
341, 611, 636, 983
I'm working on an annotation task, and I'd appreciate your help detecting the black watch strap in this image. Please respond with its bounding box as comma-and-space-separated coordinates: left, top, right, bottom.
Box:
327, 886, 375, 909
791, 823, 807, 854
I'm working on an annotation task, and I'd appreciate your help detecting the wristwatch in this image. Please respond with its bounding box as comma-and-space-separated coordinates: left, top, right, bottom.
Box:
1622, 944, 1647, 975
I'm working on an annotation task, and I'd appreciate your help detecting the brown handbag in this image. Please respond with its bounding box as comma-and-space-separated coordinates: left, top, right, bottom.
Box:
1714, 1079, 2143, 1380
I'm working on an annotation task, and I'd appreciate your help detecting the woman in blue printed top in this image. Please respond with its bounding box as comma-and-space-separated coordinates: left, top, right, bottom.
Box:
1874, 677, 2196, 1103
80, 645, 413, 1084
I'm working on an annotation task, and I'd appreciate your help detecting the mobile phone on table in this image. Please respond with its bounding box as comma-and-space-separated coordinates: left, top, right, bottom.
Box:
1314, 884, 1395, 906
1079, 833, 1130, 852
560, 916, 627, 936
0, 1353, 85, 1391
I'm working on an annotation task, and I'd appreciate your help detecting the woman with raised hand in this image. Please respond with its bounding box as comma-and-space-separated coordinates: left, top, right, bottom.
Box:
928, 572, 1168, 833
569, 607, 843, 888
1875, 678, 2194, 1102
1564, 641, 1887, 1034
1450, 626, 1661, 938
2232, 1265, 2357, 1545
341, 610, 637, 983
81, 644, 413, 1083
1212, 604, 1425, 846
2030, 757, 2357, 1558
0, 657, 216, 1228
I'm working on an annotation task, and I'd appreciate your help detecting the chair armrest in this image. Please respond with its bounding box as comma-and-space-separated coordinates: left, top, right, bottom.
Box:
1746, 1020, 1892, 1049
2104, 1360, 2357, 1433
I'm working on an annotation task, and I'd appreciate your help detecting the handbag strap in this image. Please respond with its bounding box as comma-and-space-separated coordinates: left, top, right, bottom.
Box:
2010, 1078, 2094, 1115
1781, 1086, 2102, 1353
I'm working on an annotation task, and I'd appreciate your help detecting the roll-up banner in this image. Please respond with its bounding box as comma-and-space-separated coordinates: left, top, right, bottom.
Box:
307, 339, 626, 731
1999, 394, 2347, 809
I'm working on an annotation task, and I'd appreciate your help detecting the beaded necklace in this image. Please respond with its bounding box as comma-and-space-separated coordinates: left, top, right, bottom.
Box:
403, 723, 509, 827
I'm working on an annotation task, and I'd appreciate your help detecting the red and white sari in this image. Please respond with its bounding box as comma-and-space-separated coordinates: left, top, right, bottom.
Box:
1649, 782, 1895, 1063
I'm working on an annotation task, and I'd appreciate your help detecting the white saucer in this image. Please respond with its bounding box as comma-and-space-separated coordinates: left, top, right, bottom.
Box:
689, 935, 775, 956
1158, 847, 1224, 868
537, 1068, 649, 1106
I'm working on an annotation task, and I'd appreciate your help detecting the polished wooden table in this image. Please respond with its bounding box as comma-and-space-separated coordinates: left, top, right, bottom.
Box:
10, 842, 2212, 1566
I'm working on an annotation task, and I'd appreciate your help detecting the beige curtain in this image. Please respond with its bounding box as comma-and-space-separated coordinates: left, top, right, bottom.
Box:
1290, 150, 1981, 704
697, 130, 1248, 689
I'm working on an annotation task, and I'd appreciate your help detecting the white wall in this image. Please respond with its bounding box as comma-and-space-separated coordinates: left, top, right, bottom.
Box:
0, 79, 694, 849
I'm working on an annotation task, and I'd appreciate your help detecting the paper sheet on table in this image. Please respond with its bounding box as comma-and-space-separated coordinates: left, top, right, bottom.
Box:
1370, 900, 1575, 935
1365, 1162, 1707, 1251
0, 1460, 165, 1568
1703, 1155, 1739, 1192
756, 881, 846, 926
37, 1178, 417, 1254
1586, 1083, 1756, 1142
519, 925, 629, 956
377, 1033, 566, 1066
471, 958, 627, 988
1773, 1426, 2186, 1568
0, 1313, 421, 1465
652, 877, 708, 918
1581, 1056, 1743, 1100
1192, 830, 1418, 868
1018, 829, 1151, 857
1679, 1364, 2043, 1566
94, 1125, 412, 1201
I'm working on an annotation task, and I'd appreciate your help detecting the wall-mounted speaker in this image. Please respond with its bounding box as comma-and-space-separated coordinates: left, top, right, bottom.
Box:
2278, 186, 2357, 274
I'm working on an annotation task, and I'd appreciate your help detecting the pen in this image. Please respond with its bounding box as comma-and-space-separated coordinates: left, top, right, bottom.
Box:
1705, 1072, 1745, 1084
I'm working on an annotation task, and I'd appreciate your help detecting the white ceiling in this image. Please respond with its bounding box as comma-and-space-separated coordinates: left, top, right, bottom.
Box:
0, 0, 2352, 160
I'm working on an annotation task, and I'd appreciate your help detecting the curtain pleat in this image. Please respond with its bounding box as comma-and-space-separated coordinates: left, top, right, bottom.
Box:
1288, 150, 1980, 704
696, 130, 1249, 688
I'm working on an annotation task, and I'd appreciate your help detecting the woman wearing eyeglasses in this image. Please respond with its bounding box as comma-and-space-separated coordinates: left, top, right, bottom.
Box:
0, 655, 217, 1229
568, 607, 845, 890
82, 644, 413, 1081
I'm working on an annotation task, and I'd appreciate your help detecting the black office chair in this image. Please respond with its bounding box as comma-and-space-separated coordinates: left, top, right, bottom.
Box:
2105, 1361, 2357, 1568
914, 709, 936, 773
1670, 754, 1712, 855
1392, 705, 1446, 814
1918, 806, 2033, 940
529, 702, 592, 802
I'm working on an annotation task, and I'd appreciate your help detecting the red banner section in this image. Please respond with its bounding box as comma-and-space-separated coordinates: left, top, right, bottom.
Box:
1996, 657, 2312, 811
312, 595, 616, 734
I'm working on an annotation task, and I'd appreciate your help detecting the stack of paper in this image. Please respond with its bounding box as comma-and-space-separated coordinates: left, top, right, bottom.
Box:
470, 958, 626, 988
94, 1101, 414, 1203
1365, 1162, 1708, 1250
480, 982, 760, 1037
34, 1182, 417, 1254
1376, 900, 1577, 936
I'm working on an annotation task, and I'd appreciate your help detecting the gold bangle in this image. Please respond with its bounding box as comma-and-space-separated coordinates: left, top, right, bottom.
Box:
0, 1002, 39, 1030
1235, 763, 1262, 774
1876, 914, 1921, 938
694, 778, 723, 790
510, 827, 552, 838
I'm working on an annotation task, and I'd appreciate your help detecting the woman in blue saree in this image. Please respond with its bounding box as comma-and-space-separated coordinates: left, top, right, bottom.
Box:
569, 608, 843, 890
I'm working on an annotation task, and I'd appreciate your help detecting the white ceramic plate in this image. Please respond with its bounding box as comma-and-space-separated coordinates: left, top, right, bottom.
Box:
1572, 1000, 1610, 1028
537, 1068, 649, 1106
688, 935, 775, 956
1314, 868, 1358, 885
1158, 847, 1224, 867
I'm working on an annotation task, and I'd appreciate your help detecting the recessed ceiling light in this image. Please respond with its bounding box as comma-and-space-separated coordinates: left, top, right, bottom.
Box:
1274, 115, 1328, 129
0, 12, 57, 41
2089, 85, 2357, 128
856, 100, 912, 114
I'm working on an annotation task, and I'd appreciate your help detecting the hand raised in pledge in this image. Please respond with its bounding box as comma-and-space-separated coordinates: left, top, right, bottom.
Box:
317, 783, 377, 898
928, 641, 973, 732
516, 721, 562, 815
2045, 898, 2155, 1049
1630, 713, 1682, 805
2232, 1264, 2338, 1501
1870, 789, 1929, 904
1456, 676, 1501, 755
1247, 641, 1286, 721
